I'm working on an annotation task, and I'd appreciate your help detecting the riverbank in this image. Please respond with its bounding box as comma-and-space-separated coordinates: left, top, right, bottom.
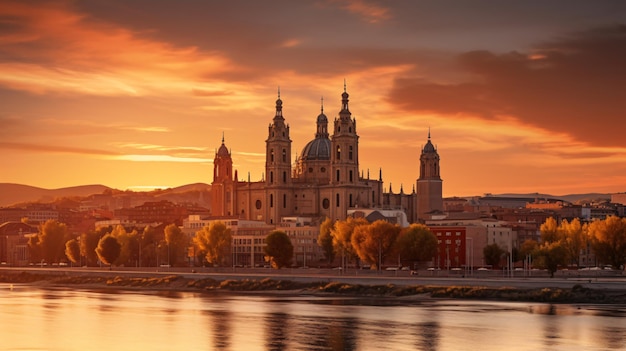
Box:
2, 270, 626, 304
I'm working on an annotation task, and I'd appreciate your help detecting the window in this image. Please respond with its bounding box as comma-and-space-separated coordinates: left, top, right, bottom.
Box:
322, 198, 330, 209
349, 170, 353, 182
308, 167, 313, 173
336, 193, 340, 207
270, 171, 274, 183
282, 149, 286, 162
321, 167, 326, 172
349, 194, 353, 207
446, 232, 451, 236
336, 145, 341, 160
282, 171, 287, 183
349, 146, 353, 160
283, 194, 286, 208
255, 200, 262, 209
270, 149, 274, 162
270, 194, 273, 207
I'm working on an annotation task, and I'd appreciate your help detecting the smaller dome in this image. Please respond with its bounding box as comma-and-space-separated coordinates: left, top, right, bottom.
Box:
317, 112, 327, 123
423, 140, 436, 153
276, 98, 282, 106
301, 138, 330, 160
217, 143, 229, 157
342, 91, 349, 99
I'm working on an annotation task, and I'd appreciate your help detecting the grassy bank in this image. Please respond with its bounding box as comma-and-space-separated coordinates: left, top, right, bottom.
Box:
2, 271, 625, 304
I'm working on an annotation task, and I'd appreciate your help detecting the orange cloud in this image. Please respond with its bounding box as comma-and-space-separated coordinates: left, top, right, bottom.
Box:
0, 1, 236, 96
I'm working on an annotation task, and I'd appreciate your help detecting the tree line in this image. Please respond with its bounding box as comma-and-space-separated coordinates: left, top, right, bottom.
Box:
317, 217, 438, 270
25, 215, 626, 274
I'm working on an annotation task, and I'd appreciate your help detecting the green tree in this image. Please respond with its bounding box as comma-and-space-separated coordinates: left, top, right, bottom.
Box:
331, 217, 368, 266
96, 234, 121, 269
317, 217, 335, 264
533, 241, 569, 278
264, 230, 293, 269
351, 220, 401, 270
194, 221, 232, 266
165, 223, 188, 267
483, 243, 505, 268
38, 220, 70, 263
65, 238, 81, 265
588, 216, 626, 269
395, 223, 437, 268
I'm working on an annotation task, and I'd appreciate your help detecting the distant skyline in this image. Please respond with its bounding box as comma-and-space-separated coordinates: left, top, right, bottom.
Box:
1, 1, 625, 197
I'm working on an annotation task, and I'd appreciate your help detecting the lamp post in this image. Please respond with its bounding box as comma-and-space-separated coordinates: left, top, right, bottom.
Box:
466, 237, 473, 277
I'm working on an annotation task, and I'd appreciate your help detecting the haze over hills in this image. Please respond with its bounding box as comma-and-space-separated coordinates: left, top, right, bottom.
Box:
0, 183, 211, 207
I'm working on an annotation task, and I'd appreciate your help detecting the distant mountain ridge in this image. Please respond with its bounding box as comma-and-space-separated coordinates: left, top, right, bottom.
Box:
489, 193, 612, 203
0, 183, 112, 207
0, 183, 211, 207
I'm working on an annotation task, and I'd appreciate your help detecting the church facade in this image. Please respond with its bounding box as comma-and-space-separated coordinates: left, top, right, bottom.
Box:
211, 85, 443, 225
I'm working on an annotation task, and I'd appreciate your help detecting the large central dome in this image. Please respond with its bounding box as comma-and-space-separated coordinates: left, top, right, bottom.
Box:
301, 137, 330, 160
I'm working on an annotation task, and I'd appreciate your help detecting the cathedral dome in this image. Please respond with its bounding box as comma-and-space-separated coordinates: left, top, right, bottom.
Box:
317, 112, 328, 124
217, 143, 230, 157
423, 139, 436, 153
301, 137, 330, 160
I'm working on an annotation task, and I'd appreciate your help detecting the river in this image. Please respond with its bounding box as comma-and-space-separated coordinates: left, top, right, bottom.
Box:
1, 284, 625, 351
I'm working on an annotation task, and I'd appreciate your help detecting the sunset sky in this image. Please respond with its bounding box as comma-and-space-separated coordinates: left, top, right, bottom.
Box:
1, 0, 625, 197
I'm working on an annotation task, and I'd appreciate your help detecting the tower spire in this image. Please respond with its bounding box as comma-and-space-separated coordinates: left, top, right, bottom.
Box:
222, 131, 225, 144
321, 96, 324, 113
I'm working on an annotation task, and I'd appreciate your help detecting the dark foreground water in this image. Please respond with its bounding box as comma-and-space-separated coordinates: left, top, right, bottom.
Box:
1, 284, 625, 351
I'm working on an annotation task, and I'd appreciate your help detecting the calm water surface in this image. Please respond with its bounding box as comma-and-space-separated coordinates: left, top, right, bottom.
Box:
1, 284, 625, 351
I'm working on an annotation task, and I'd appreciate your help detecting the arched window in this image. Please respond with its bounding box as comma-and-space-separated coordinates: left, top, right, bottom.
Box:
336, 193, 340, 207
349, 170, 353, 182
283, 194, 286, 208
282, 149, 287, 162
270, 171, 274, 183
270, 194, 274, 207
349, 194, 353, 207
336, 145, 341, 160
349, 146, 353, 160
282, 171, 287, 183
270, 149, 274, 162
336, 169, 340, 182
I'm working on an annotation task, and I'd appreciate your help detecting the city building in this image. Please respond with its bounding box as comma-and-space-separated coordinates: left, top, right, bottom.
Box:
210, 85, 443, 225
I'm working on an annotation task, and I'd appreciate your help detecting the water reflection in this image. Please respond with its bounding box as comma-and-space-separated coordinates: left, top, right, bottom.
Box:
265, 311, 289, 351
207, 309, 232, 350
415, 321, 440, 351
2, 285, 626, 351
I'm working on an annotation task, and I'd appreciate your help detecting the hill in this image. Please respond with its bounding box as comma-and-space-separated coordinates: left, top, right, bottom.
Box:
0, 183, 112, 207
492, 193, 611, 204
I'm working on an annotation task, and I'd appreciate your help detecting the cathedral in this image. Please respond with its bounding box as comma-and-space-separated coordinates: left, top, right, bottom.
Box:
211, 85, 443, 225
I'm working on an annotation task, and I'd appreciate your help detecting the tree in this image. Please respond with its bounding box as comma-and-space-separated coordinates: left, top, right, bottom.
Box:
561, 218, 586, 267
483, 243, 505, 268
519, 239, 539, 260
351, 220, 401, 270
317, 217, 335, 264
331, 217, 368, 266
27, 235, 41, 263
140, 226, 158, 267
65, 238, 81, 265
80, 229, 105, 266
109, 225, 134, 266
540, 217, 562, 244
395, 224, 437, 268
533, 241, 569, 278
264, 230, 293, 269
37, 220, 70, 263
165, 223, 188, 266
96, 234, 121, 269
588, 216, 626, 269
194, 221, 232, 266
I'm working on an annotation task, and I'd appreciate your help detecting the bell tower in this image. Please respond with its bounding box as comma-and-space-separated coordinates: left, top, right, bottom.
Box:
417, 130, 443, 220
212, 134, 235, 216
330, 81, 360, 219
265, 88, 292, 223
